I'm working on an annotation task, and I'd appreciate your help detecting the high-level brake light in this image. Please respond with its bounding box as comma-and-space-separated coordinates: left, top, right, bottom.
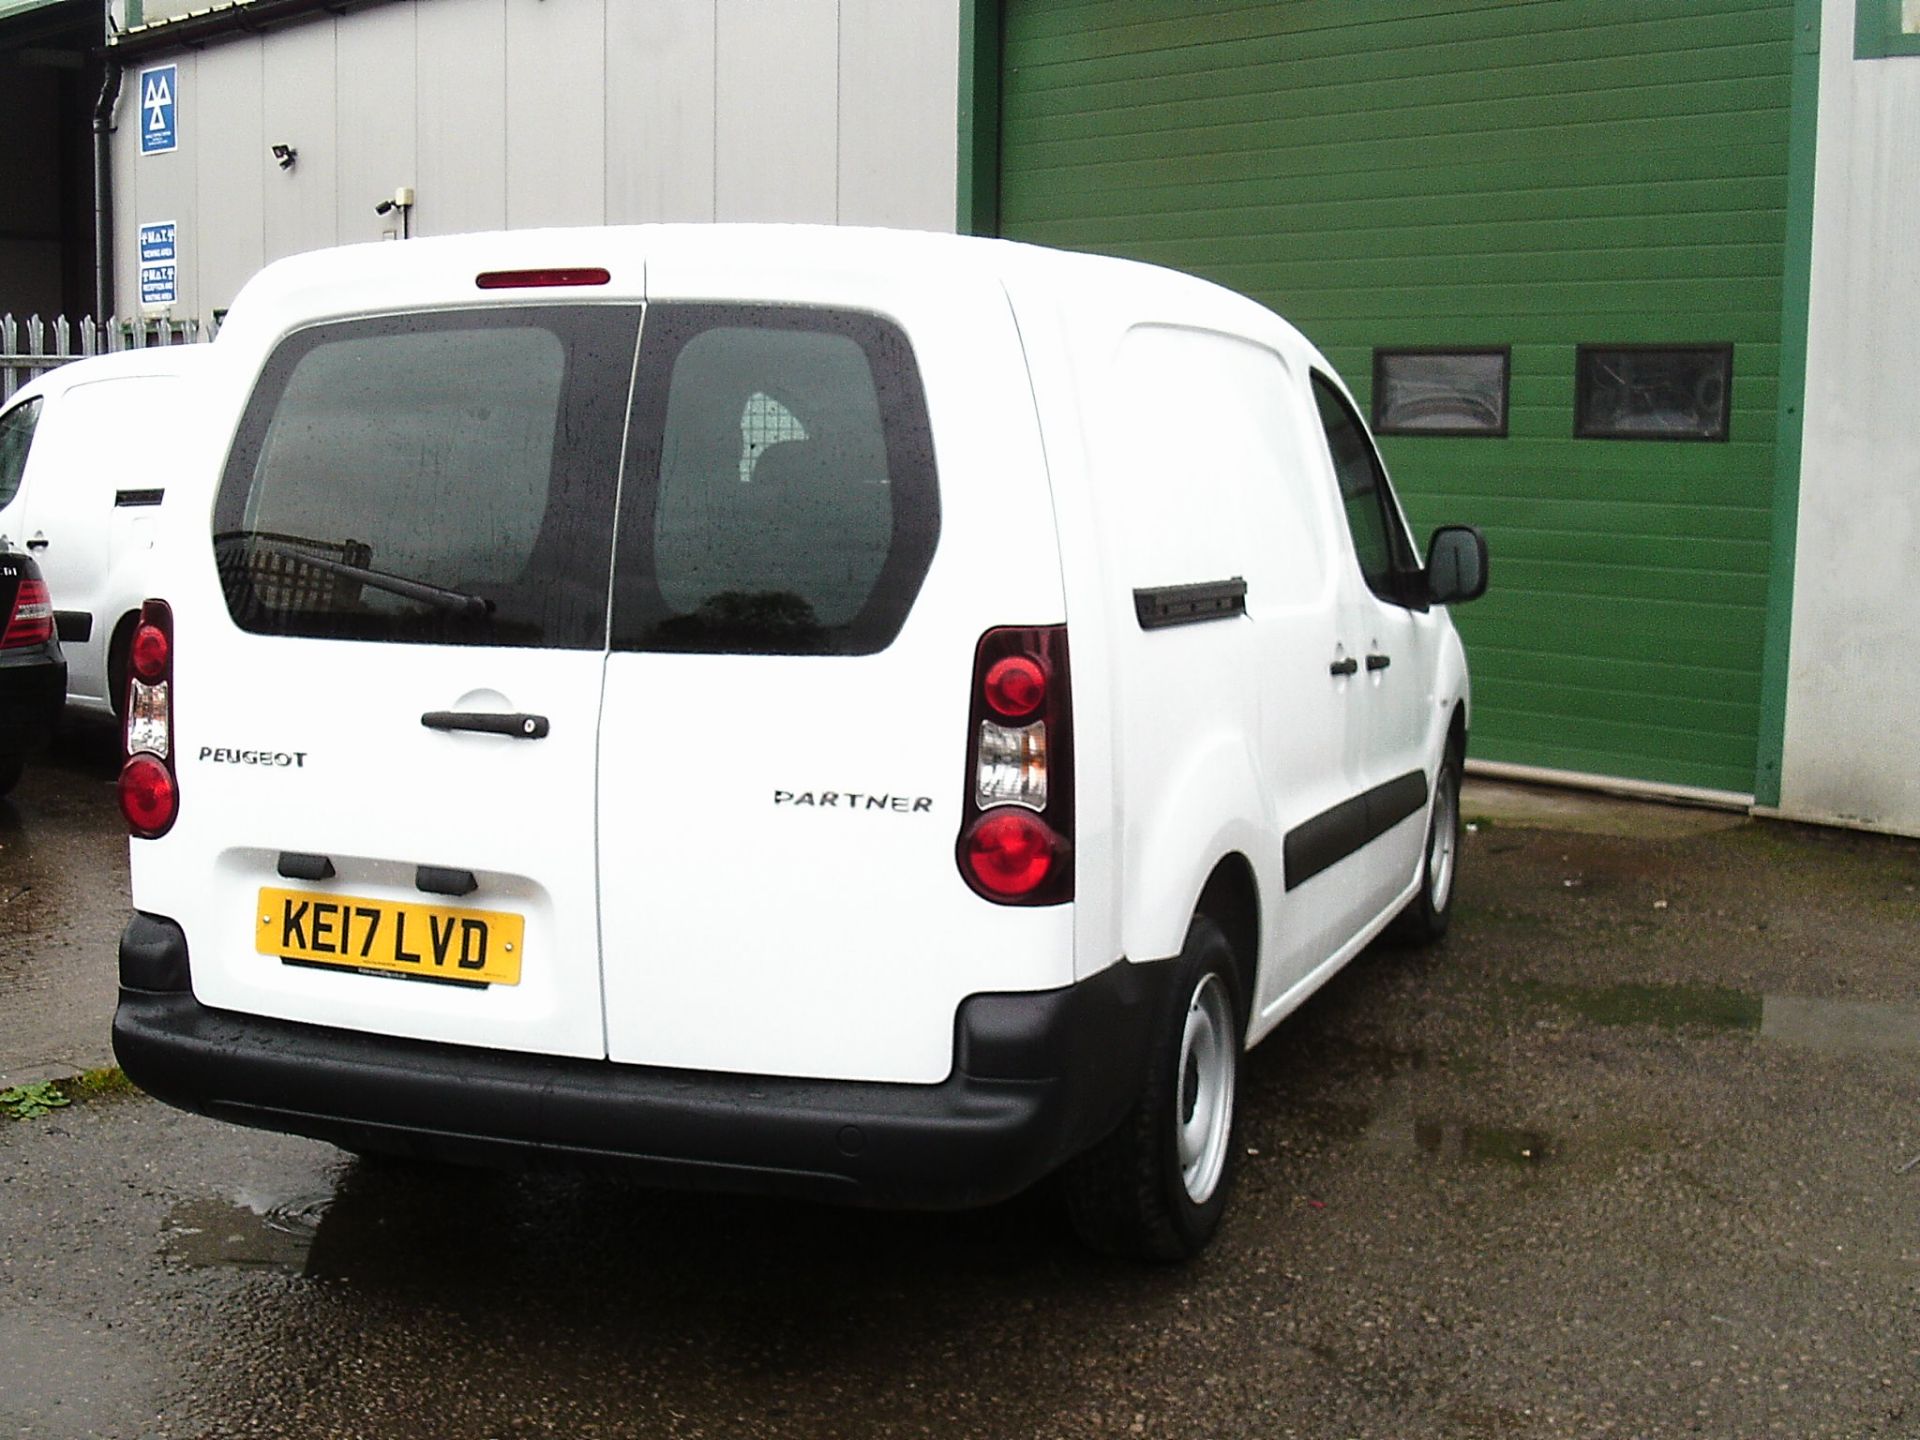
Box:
475, 268, 612, 290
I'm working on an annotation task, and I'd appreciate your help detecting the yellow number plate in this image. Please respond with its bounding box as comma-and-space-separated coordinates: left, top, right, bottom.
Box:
256, 887, 524, 986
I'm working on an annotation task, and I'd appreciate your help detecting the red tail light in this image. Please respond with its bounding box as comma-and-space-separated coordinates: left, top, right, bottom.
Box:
956, 625, 1073, 905
476, 267, 611, 290
119, 756, 177, 835
119, 599, 177, 838
1, 578, 53, 648
129, 620, 170, 682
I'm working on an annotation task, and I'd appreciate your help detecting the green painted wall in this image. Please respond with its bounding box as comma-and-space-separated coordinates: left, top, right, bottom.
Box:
997, 0, 1795, 795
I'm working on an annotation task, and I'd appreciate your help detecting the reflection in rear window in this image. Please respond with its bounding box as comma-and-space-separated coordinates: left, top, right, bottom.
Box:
213, 307, 637, 648
613, 305, 939, 656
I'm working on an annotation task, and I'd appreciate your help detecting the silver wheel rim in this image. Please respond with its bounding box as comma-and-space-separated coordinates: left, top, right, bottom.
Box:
1428, 771, 1459, 912
1176, 972, 1237, 1205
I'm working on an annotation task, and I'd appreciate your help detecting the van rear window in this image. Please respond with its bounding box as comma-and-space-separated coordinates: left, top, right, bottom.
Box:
611, 305, 939, 656
213, 306, 637, 648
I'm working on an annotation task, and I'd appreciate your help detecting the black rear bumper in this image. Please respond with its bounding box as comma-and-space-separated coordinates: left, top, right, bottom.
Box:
113, 914, 1171, 1210
0, 647, 65, 755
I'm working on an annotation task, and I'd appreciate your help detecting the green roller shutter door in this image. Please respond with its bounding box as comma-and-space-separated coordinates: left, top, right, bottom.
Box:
998, 0, 1793, 796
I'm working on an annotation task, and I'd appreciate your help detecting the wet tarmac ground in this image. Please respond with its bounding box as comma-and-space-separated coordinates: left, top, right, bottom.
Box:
3, 733, 1919, 1439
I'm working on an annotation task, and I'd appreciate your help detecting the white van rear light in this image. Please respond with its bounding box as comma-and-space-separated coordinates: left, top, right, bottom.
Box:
119, 599, 177, 838
119, 756, 176, 836
957, 626, 1073, 905
129, 621, 170, 682
125, 680, 170, 761
983, 655, 1046, 719
476, 268, 611, 290
964, 809, 1058, 897
976, 720, 1047, 810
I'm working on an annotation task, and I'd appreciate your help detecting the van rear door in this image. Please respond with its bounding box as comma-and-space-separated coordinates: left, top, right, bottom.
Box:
596, 270, 1070, 1086
160, 305, 638, 1059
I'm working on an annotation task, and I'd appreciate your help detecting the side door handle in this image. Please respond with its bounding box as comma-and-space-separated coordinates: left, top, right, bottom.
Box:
1329, 656, 1359, 677
25, 532, 48, 551
421, 710, 550, 739
1366, 653, 1391, 671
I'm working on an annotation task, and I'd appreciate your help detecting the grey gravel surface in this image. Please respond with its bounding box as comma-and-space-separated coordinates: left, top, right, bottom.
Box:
1, 747, 1917, 1439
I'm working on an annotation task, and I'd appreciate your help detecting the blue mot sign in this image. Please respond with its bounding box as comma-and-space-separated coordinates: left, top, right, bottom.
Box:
140, 65, 178, 155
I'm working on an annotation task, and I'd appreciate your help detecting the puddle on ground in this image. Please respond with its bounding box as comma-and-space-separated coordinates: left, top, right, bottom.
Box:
1522, 982, 1920, 1055
162, 1192, 334, 1275
1523, 981, 1764, 1032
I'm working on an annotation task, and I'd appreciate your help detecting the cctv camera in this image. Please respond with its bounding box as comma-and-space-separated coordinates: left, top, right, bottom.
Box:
270, 143, 297, 170
374, 199, 395, 216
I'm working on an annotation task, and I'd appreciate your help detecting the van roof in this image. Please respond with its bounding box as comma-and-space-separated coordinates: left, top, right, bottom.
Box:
220, 224, 1310, 358
9, 342, 211, 404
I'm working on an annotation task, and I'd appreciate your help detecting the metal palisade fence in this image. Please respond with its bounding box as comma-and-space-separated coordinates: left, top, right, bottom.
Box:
0, 314, 216, 403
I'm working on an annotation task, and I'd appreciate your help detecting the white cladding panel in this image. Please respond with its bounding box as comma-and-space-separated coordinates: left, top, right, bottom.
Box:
714, 0, 840, 223
417, 0, 508, 235
1779, 1, 1920, 838
337, 5, 419, 243
262, 22, 340, 261
112, 0, 962, 322
192, 41, 266, 315
606, 1, 718, 223
505, 0, 607, 229
838, 0, 962, 230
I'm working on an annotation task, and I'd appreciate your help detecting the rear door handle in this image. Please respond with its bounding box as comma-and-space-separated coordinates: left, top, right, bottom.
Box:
1366, 653, 1391, 671
25, 532, 47, 550
1329, 656, 1359, 677
421, 710, 549, 739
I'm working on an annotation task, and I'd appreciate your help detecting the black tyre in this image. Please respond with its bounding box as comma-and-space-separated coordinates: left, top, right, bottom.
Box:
1063, 914, 1245, 1262
1390, 746, 1462, 945
0, 756, 21, 797
108, 614, 138, 722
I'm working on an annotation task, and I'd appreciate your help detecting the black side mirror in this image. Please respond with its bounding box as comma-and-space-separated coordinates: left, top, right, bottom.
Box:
1425, 525, 1489, 605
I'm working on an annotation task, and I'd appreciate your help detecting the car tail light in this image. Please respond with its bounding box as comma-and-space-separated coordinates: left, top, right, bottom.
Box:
1, 578, 52, 648
119, 599, 177, 838
957, 626, 1072, 904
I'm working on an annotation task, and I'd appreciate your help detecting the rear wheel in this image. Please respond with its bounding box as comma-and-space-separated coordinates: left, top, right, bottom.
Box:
1390, 746, 1462, 944
0, 756, 21, 797
1063, 914, 1244, 1261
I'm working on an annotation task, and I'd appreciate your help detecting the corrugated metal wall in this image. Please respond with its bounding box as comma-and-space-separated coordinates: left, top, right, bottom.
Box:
998, 0, 1794, 795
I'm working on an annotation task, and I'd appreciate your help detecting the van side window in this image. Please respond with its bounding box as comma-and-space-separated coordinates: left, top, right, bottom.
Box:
0, 398, 41, 509
212, 306, 638, 648
612, 305, 939, 656
1311, 372, 1416, 605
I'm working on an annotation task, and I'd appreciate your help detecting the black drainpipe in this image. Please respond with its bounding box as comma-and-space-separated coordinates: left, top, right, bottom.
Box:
92, 56, 123, 323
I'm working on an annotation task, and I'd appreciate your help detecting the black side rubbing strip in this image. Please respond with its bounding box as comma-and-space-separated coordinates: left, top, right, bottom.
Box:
1283, 769, 1431, 891
115, 488, 165, 507
416, 866, 478, 898
277, 852, 336, 882
1133, 578, 1248, 631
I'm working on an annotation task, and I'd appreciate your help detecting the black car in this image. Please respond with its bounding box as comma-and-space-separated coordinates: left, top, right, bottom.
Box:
0, 550, 66, 796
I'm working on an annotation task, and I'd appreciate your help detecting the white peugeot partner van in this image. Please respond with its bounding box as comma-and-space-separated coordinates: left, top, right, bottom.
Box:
0, 346, 210, 718
113, 226, 1487, 1259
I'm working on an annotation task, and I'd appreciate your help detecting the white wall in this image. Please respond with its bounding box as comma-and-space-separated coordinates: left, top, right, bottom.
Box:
1778, 0, 1920, 836
111, 0, 962, 322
